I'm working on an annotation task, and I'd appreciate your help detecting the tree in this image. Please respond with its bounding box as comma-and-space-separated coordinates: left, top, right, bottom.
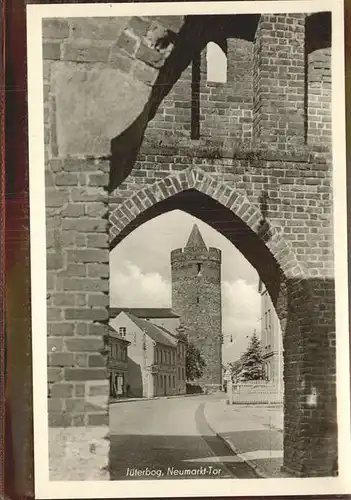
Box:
240, 331, 265, 381
176, 326, 206, 381
228, 359, 243, 382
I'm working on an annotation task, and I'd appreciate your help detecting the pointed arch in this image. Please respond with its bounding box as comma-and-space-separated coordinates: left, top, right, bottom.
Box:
108, 173, 332, 477
109, 167, 306, 282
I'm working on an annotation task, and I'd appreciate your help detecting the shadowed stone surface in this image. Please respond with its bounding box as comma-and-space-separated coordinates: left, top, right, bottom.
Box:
52, 63, 150, 156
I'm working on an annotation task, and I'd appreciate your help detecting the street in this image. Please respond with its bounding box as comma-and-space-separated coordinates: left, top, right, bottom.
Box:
109, 394, 258, 480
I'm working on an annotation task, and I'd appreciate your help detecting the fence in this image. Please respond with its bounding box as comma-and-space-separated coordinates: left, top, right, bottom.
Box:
230, 381, 283, 405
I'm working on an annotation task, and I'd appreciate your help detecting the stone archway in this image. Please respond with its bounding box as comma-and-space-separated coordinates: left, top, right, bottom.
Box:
109, 167, 305, 282
108, 167, 336, 477
43, 11, 336, 479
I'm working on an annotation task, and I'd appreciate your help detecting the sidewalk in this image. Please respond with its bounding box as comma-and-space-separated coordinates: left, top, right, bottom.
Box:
110, 392, 204, 404
204, 400, 285, 478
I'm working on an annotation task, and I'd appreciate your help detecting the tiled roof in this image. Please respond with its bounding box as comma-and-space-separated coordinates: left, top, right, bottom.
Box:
156, 324, 183, 343
126, 313, 176, 348
109, 307, 180, 319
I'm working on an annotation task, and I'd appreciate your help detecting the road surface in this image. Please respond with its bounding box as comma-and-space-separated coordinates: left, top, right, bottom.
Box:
109, 394, 258, 480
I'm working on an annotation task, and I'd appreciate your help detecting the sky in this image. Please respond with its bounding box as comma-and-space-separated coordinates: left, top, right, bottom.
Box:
109, 210, 262, 364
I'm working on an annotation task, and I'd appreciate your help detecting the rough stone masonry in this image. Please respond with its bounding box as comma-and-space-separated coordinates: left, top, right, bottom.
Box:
43, 12, 334, 478
171, 224, 222, 390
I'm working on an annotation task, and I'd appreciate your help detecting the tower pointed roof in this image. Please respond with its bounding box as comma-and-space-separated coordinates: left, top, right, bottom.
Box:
185, 224, 207, 250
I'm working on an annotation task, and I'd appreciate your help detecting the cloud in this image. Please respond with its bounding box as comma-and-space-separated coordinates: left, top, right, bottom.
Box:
110, 262, 171, 308
110, 263, 261, 363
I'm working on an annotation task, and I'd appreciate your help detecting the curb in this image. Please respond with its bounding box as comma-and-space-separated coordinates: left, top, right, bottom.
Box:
203, 404, 269, 479
197, 403, 242, 480
109, 392, 206, 405
216, 432, 268, 479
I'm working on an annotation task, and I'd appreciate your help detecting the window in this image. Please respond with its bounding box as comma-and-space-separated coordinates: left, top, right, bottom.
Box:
206, 41, 227, 83
266, 363, 271, 381
267, 309, 272, 346
155, 348, 158, 364
196, 296, 199, 304
119, 327, 126, 337
197, 263, 202, 276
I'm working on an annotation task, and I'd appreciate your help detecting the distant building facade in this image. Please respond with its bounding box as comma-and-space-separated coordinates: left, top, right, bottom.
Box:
109, 309, 186, 398
259, 280, 284, 396
171, 224, 222, 390
108, 326, 130, 399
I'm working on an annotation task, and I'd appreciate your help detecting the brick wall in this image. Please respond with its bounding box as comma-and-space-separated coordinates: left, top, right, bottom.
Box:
253, 14, 306, 148
146, 38, 253, 144
141, 13, 331, 151
45, 154, 110, 427
110, 145, 333, 279
307, 48, 332, 146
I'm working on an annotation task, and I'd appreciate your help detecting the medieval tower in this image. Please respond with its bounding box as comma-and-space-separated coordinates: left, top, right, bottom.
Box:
171, 224, 222, 389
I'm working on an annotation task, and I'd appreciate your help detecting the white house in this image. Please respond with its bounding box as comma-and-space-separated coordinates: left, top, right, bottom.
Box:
258, 280, 284, 396
110, 310, 186, 398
